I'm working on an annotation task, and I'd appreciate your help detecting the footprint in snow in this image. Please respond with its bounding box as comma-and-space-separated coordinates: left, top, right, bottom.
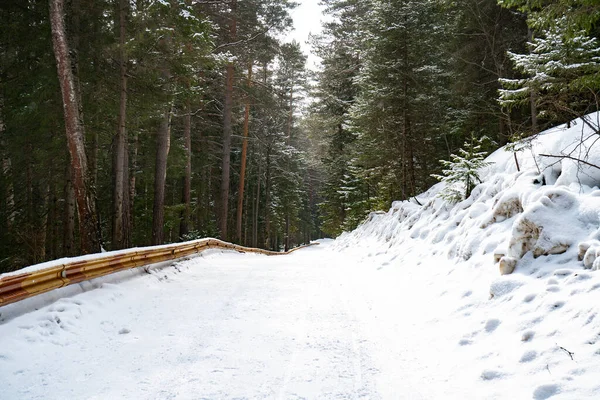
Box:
523, 294, 536, 303
584, 313, 596, 325
553, 269, 572, 278
519, 350, 537, 363
484, 319, 501, 333
480, 369, 504, 381
521, 330, 535, 342
533, 384, 560, 400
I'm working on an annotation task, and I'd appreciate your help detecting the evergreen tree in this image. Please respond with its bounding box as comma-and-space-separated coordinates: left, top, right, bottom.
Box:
498, 0, 600, 36
432, 136, 492, 202
310, 0, 366, 236
499, 23, 600, 126
350, 0, 450, 203
444, 0, 528, 146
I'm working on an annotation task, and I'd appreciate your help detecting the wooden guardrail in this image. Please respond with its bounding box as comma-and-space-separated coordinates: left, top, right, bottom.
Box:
0, 238, 317, 308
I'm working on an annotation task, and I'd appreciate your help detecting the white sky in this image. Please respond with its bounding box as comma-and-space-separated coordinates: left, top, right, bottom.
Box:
286, 0, 326, 70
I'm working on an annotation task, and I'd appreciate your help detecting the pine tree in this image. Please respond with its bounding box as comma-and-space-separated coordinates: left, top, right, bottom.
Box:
350, 0, 450, 201
444, 0, 528, 147
498, 0, 600, 36
310, 0, 366, 236
432, 136, 492, 202
499, 23, 600, 126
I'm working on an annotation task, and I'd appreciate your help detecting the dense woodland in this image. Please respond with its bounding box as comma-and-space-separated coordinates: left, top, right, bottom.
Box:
0, 0, 598, 271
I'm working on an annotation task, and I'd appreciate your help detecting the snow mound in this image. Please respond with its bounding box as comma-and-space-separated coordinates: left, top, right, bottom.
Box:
336, 112, 600, 275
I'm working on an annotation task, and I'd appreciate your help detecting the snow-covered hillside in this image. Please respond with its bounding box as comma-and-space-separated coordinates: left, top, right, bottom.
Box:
334, 112, 600, 398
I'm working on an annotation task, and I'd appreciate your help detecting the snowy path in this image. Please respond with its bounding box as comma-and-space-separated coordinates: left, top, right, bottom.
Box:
2, 240, 599, 399
0, 242, 415, 399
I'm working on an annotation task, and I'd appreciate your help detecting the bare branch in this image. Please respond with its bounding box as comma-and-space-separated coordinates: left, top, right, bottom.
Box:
214, 29, 270, 52
539, 154, 600, 171
558, 345, 575, 361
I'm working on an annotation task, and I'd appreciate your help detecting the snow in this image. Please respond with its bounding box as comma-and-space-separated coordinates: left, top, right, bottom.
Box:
0, 238, 221, 278
2, 115, 600, 398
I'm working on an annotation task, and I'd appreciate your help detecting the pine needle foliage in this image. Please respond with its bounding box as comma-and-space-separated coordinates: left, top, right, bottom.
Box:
432, 136, 492, 203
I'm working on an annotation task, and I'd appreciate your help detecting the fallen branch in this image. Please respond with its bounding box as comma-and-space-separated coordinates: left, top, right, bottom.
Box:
557, 345, 575, 361
539, 154, 600, 171
411, 196, 423, 206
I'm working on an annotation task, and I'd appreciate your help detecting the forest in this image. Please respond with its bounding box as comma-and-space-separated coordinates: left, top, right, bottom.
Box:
0, 0, 598, 272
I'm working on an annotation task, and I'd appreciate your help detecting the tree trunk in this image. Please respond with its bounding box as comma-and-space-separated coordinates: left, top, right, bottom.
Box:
527, 29, 538, 135
530, 91, 538, 135
122, 139, 131, 248
26, 140, 33, 235
112, 0, 129, 249
152, 107, 172, 245
180, 101, 192, 238
236, 62, 251, 243
36, 180, 50, 263
287, 87, 294, 142
243, 170, 250, 245
129, 129, 138, 240
2, 154, 14, 229
49, 0, 100, 254
219, 0, 237, 240
63, 166, 75, 256
0, 99, 14, 230
265, 147, 271, 249
48, 176, 59, 260
253, 161, 261, 248
284, 214, 290, 252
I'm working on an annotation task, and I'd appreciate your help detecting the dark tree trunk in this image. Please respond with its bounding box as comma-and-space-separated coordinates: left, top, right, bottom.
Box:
151, 107, 172, 245
49, 0, 100, 254
236, 63, 251, 243
129, 129, 138, 240
112, 0, 129, 250
63, 166, 76, 256
122, 140, 131, 248
252, 162, 261, 248
284, 214, 290, 252
49, 176, 59, 260
219, 0, 237, 240
265, 147, 271, 249
0, 100, 14, 230
180, 102, 192, 238
36, 180, 50, 263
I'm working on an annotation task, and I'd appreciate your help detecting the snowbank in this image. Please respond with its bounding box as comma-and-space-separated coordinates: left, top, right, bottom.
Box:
336, 112, 600, 275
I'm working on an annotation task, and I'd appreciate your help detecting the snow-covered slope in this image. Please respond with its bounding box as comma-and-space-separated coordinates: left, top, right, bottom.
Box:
334, 112, 600, 398
337, 113, 600, 273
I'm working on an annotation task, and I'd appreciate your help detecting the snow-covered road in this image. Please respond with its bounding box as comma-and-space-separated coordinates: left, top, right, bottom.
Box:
0, 242, 426, 399
2, 239, 599, 399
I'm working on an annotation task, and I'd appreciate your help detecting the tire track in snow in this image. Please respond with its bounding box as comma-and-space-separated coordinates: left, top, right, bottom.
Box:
329, 271, 366, 399
275, 288, 308, 400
